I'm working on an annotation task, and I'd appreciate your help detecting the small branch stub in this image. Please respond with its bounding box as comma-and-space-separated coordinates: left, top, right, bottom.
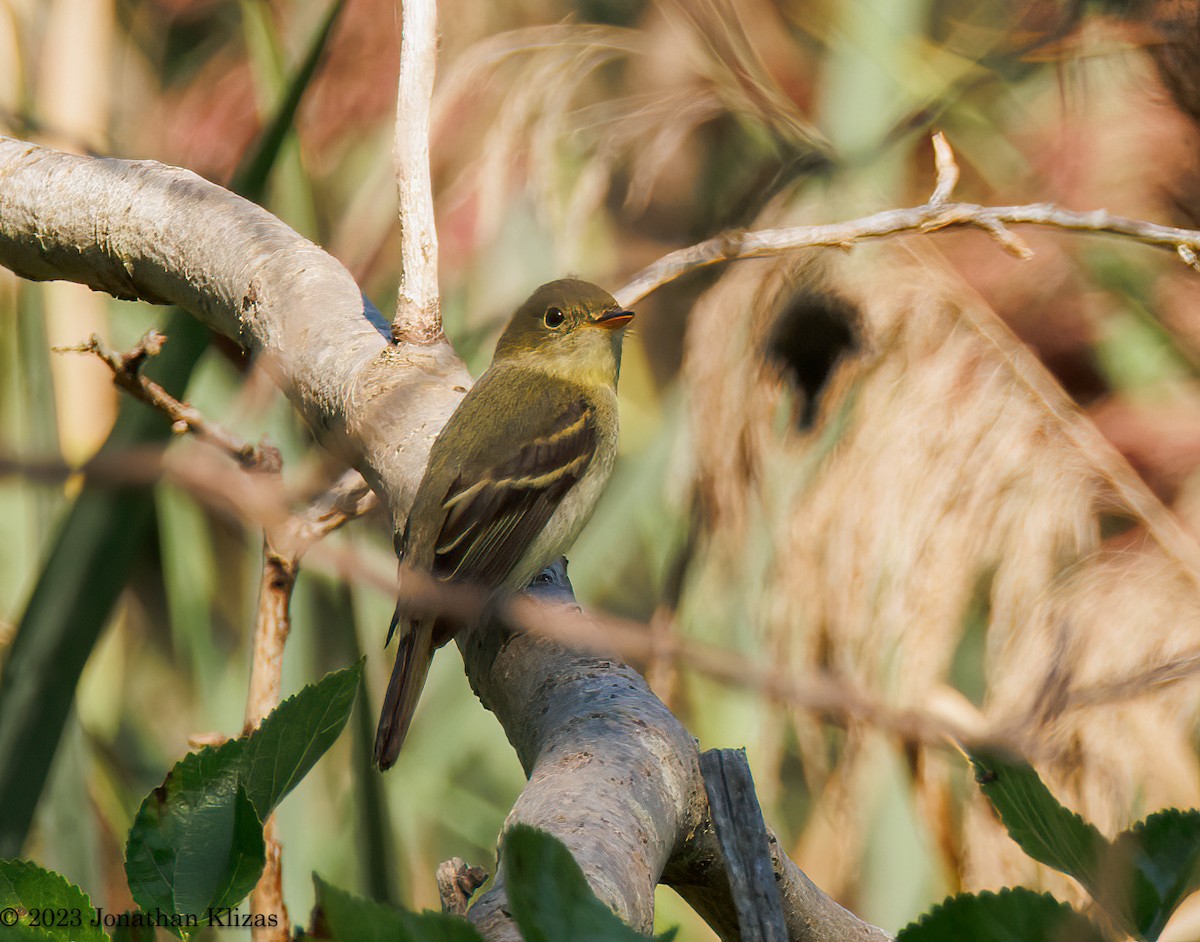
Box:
1178, 243, 1200, 272
436, 857, 489, 916
928, 131, 958, 206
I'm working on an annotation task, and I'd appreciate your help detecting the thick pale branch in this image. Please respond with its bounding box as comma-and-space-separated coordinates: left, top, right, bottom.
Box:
456, 563, 891, 942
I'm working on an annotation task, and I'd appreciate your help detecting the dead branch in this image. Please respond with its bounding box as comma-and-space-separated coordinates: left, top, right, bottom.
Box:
698, 749, 789, 942
614, 134, 1200, 308
59, 329, 280, 471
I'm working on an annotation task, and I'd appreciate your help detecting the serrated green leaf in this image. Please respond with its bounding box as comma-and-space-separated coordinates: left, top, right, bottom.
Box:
970, 750, 1109, 893
239, 661, 362, 817
1111, 809, 1200, 940
0, 858, 108, 942
310, 875, 484, 942
898, 888, 1107, 942
504, 826, 675, 942
125, 664, 360, 929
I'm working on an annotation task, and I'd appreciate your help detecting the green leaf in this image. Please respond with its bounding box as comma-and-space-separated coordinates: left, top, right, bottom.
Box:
124, 740, 265, 926
177, 784, 266, 916
969, 750, 1109, 892
1110, 809, 1200, 940
0, 858, 108, 941
310, 875, 484, 942
125, 664, 361, 927
898, 888, 1107, 942
239, 660, 362, 817
504, 825, 675, 942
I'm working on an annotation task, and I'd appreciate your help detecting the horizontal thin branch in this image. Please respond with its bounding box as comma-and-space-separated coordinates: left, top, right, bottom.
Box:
615, 135, 1200, 308
12, 426, 1194, 764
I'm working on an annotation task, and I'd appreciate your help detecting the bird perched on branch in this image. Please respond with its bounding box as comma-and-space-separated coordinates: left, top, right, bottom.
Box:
374, 279, 634, 769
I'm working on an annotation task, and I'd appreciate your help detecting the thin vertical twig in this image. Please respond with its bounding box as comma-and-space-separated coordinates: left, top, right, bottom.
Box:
243, 546, 298, 734
392, 0, 443, 345
242, 471, 374, 940
245, 543, 298, 942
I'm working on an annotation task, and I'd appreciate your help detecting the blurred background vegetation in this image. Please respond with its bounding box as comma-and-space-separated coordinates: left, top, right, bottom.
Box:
4, 0, 1200, 939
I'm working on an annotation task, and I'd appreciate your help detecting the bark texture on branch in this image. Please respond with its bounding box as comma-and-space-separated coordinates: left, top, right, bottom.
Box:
0, 136, 887, 942
458, 568, 700, 937
458, 563, 890, 941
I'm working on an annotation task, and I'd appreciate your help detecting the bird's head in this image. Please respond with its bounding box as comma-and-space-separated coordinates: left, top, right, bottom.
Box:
492, 279, 634, 386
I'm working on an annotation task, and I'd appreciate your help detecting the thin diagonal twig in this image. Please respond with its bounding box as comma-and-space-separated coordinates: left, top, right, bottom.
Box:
57, 329, 279, 472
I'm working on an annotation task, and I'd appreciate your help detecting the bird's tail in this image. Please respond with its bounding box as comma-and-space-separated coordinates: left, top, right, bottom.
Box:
373, 612, 434, 770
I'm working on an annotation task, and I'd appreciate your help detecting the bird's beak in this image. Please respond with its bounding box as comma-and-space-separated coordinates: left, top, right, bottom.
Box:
589, 308, 635, 330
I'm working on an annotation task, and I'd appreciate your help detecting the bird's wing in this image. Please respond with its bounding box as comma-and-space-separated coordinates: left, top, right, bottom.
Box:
432, 396, 597, 586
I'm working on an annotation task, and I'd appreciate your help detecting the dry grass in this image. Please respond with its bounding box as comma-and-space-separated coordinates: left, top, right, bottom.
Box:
683, 235, 1200, 902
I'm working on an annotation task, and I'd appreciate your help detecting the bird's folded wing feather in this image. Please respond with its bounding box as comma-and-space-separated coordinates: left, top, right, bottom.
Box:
433, 397, 597, 586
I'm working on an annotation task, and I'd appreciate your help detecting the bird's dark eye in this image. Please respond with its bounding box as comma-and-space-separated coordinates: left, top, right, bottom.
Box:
544, 307, 565, 328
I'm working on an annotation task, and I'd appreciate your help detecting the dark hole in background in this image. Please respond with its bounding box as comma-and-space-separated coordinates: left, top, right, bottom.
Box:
766, 288, 862, 429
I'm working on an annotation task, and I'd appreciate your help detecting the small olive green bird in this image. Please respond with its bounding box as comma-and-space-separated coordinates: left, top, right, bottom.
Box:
373, 279, 634, 769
